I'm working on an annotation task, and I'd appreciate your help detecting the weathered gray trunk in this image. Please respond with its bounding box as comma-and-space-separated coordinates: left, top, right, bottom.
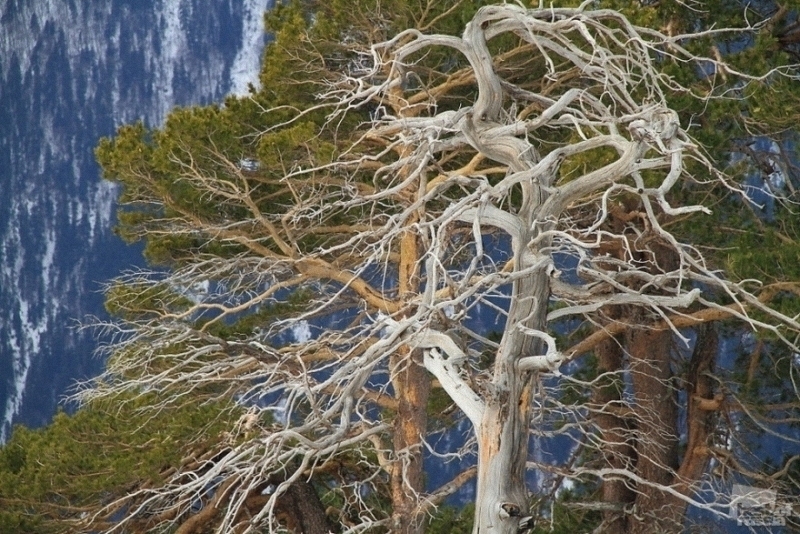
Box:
465, 118, 551, 531
465, 73, 551, 527
472, 251, 550, 534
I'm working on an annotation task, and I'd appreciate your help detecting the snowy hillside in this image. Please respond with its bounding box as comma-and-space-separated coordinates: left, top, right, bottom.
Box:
0, 0, 271, 441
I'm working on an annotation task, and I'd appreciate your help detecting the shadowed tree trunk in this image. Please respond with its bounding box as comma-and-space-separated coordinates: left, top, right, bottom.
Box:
390, 217, 431, 534
588, 204, 721, 533
390, 351, 430, 534
591, 319, 720, 534
627, 324, 680, 534
273, 480, 338, 534
594, 336, 637, 534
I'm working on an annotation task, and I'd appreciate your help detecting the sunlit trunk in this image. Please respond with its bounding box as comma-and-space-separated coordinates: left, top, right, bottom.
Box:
390, 349, 430, 534
390, 220, 430, 534
473, 377, 533, 534
472, 262, 548, 534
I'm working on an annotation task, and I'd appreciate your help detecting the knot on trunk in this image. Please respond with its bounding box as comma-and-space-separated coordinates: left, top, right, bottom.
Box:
627, 108, 680, 150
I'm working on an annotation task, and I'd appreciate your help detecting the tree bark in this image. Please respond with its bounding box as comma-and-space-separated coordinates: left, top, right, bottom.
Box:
676, 326, 717, 489
390, 350, 430, 534
593, 337, 637, 534
627, 324, 681, 534
472, 265, 549, 534
390, 217, 430, 534
273, 480, 338, 534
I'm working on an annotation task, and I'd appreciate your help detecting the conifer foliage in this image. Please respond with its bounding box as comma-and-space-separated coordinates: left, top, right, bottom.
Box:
3, 1, 800, 533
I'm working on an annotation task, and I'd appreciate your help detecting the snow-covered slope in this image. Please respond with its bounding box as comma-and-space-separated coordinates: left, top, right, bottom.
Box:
0, 0, 271, 441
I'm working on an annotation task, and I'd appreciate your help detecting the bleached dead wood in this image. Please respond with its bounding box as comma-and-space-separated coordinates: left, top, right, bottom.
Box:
77, 3, 800, 534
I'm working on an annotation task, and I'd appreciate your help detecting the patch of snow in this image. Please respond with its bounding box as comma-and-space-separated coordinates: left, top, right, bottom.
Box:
154, 0, 186, 113
1, 293, 45, 442
88, 180, 119, 243
266, 395, 289, 426
228, 0, 271, 95
1, 325, 28, 443
41, 223, 57, 295
188, 279, 211, 301
290, 320, 312, 343
556, 477, 575, 497
238, 158, 261, 172
0, 206, 33, 441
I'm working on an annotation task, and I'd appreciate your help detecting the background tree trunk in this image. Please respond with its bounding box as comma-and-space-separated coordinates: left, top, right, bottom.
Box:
594, 337, 637, 534
627, 325, 681, 534
390, 351, 430, 534
391, 224, 430, 534
273, 480, 338, 534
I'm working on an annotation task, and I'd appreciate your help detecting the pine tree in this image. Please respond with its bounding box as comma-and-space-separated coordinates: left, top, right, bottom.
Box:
4, 2, 800, 533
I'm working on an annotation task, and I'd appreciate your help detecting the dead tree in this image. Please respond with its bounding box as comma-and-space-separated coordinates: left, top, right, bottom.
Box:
81, 3, 800, 534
